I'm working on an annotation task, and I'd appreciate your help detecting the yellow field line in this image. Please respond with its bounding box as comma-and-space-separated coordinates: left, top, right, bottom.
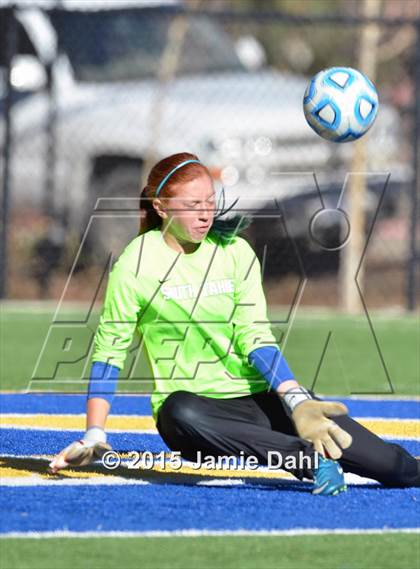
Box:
1, 415, 419, 438
0, 415, 155, 431
359, 419, 420, 438
0, 458, 294, 481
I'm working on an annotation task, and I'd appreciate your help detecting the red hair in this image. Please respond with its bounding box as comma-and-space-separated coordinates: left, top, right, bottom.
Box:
139, 152, 211, 235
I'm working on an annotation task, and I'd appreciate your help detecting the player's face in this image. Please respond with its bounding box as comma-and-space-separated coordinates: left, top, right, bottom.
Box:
160, 173, 216, 243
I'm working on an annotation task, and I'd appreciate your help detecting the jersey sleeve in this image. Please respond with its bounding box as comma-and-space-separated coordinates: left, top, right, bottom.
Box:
232, 237, 279, 357
91, 258, 142, 370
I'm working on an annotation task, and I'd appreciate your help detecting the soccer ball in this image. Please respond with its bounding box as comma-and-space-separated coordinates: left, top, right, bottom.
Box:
303, 66, 379, 143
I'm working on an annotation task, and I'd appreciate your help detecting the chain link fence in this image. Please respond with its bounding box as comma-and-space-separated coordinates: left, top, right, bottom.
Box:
0, 1, 418, 311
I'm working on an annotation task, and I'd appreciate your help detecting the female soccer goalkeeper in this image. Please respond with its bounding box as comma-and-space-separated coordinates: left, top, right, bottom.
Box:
49, 152, 419, 494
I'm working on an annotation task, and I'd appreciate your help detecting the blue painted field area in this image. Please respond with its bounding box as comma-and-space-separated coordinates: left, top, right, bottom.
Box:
1, 484, 419, 535
0, 429, 170, 455
1, 394, 153, 416
0, 394, 419, 538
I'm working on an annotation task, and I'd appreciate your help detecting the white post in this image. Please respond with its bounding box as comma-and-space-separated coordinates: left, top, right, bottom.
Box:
339, 0, 382, 313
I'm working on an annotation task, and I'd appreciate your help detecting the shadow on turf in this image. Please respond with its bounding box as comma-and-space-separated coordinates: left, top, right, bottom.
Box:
1, 455, 310, 491
0, 455, 386, 493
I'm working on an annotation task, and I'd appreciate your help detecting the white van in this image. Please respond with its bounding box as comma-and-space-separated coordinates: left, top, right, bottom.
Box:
0, 1, 403, 252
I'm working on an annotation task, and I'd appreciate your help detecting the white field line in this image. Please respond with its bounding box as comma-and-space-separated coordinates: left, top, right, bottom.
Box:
1, 414, 418, 421
0, 475, 377, 487
0, 476, 150, 486
0, 391, 152, 397
1, 391, 419, 400
0, 477, 236, 488
1, 528, 419, 539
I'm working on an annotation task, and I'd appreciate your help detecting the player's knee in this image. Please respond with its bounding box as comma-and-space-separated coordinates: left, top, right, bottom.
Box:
159, 391, 201, 428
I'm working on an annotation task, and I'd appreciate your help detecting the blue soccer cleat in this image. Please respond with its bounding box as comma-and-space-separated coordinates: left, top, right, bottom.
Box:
312, 455, 347, 496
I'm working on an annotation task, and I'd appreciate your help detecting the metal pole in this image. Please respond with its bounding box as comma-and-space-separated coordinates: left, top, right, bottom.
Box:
406, 21, 420, 312
0, 6, 18, 299
44, 63, 56, 218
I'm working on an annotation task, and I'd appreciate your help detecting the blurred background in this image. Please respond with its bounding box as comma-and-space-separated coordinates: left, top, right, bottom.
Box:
0, 0, 418, 311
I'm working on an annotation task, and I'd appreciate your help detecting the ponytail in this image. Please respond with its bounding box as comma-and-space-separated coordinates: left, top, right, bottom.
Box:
209, 187, 252, 244
210, 215, 252, 244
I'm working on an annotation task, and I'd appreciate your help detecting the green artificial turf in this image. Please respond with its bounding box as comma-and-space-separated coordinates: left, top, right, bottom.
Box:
1, 534, 419, 569
1, 305, 418, 396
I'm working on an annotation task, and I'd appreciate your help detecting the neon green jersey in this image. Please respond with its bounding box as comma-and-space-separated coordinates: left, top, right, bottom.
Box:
92, 227, 279, 419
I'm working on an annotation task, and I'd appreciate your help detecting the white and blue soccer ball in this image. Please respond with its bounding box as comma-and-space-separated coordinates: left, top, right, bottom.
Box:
303, 66, 379, 143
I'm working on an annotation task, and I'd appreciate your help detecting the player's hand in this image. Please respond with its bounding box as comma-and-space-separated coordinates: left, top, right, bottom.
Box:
48, 439, 112, 474
292, 400, 353, 459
